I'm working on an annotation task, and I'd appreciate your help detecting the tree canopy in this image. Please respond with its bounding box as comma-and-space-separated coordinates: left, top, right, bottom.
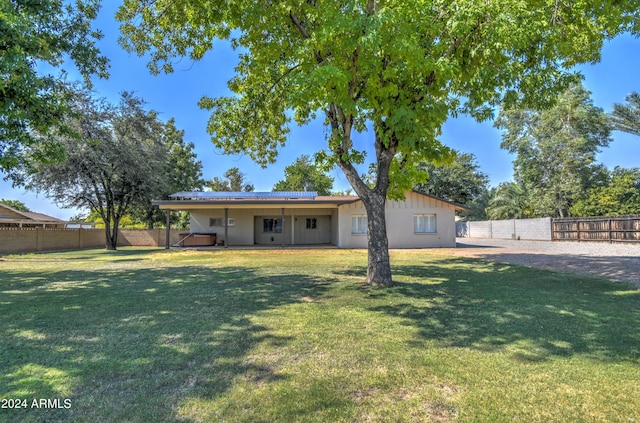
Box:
458, 188, 492, 221
414, 151, 488, 207
1, 0, 109, 181
117, 0, 638, 286
27, 90, 193, 250
496, 84, 612, 217
129, 118, 204, 228
610, 92, 640, 137
485, 182, 533, 220
571, 167, 640, 216
0, 199, 31, 212
206, 167, 254, 192
273, 155, 334, 195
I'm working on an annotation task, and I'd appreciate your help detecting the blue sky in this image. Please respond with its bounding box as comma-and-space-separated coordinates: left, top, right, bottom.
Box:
2, 4, 639, 220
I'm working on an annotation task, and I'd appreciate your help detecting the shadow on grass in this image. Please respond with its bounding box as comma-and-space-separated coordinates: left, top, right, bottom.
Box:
0, 247, 163, 262
0, 263, 334, 422
467, 252, 640, 284
360, 257, 640, 364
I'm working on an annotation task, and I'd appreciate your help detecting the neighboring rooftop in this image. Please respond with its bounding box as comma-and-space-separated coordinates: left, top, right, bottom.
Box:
0, 203, 66, 228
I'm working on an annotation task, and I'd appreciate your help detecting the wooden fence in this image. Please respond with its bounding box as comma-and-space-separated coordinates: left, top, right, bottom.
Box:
552, 215, 640, 243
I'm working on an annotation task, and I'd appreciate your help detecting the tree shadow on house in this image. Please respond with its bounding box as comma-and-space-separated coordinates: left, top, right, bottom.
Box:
0, 263, 334, 422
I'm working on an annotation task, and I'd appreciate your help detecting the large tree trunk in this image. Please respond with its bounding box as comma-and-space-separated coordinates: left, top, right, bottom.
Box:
104, 216, 119, 250
333, 122, 396, 287
104, 223, 117, 250
363, 190, 393, 286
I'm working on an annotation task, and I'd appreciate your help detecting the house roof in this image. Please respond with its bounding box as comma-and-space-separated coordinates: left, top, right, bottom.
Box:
410, 190, 470, 212
153, 192, 359, 210
0, 203, 66, 226
153, 190, 469, 212
170, 191, 320, 200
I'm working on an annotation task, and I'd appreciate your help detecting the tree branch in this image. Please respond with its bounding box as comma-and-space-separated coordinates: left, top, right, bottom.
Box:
289, 10, 311, 39
366, 0, 377, 16
268, 63, 303, 92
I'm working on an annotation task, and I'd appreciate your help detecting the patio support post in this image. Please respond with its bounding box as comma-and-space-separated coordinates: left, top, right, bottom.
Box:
281, 207, 285, 248
165, 210, 171, 249
291, 213, 295, 246
224, 208, 229, 248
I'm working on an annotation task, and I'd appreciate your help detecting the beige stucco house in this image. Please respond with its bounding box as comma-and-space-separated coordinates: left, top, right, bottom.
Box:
153, 191, 467, 248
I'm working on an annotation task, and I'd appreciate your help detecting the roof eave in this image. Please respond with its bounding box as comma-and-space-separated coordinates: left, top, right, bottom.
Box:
152, 198, 360, 209
410, 190, 470, 212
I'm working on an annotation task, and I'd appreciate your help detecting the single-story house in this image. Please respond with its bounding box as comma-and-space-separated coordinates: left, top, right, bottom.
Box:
0, 203, 67, 228
153, 190, 468, 249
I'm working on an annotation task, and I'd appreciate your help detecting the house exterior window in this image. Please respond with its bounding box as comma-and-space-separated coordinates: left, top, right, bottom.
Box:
414, 214, 436, 233
352, 215, 368, 234
263, 218, 282, 233
306, 218, 317, 229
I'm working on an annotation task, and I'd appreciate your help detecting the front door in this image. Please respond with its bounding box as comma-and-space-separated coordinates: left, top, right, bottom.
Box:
294, 215, 331, 244
254, 216, 287, 244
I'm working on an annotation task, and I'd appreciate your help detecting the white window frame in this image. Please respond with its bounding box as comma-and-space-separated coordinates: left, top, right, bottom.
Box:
414, 214, 436, 234
352, 215, 368, 235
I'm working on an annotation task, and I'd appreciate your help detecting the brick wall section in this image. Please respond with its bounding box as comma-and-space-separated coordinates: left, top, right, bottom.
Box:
0, 229, 37, 254
0, 228, 182, 254
118, 229, 181, 247
457, 217, 552, 241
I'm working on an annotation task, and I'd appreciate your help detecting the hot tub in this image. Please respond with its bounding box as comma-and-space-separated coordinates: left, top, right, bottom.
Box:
178, 233, 217, 247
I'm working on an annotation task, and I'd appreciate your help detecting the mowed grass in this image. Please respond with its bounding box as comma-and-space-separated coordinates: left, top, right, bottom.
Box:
1, 248, 639, 422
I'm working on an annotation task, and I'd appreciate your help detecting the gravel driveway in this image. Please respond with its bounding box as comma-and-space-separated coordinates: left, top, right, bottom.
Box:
446, 238, 640, 286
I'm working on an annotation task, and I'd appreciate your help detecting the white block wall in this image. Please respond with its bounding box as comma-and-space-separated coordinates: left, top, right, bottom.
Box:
458, 217, 552, 241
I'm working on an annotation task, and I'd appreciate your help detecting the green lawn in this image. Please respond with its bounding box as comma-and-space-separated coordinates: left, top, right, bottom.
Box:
1, 248, 638, 422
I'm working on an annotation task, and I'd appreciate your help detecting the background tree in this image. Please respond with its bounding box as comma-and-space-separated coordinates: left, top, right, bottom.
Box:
206, 167, 254, 192
571, 167, 640, 216
27, 90, 166, 250
118, 0, 637, 286
273, 155, 334, 195
68, 212, 88, 223
1, 0, 109, 182
458, 188, 493, 221
129, 118, 204, 228
414, 152, 489, 207
82, 209, 146, 229
332, 188, 355, 197
610, 92, 640, 137
485, 182, 534, 220
496, 84, 612, 217
0, 199, 31, 212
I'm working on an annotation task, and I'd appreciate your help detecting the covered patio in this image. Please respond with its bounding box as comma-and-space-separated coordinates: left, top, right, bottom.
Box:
153, 191, 358, 249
